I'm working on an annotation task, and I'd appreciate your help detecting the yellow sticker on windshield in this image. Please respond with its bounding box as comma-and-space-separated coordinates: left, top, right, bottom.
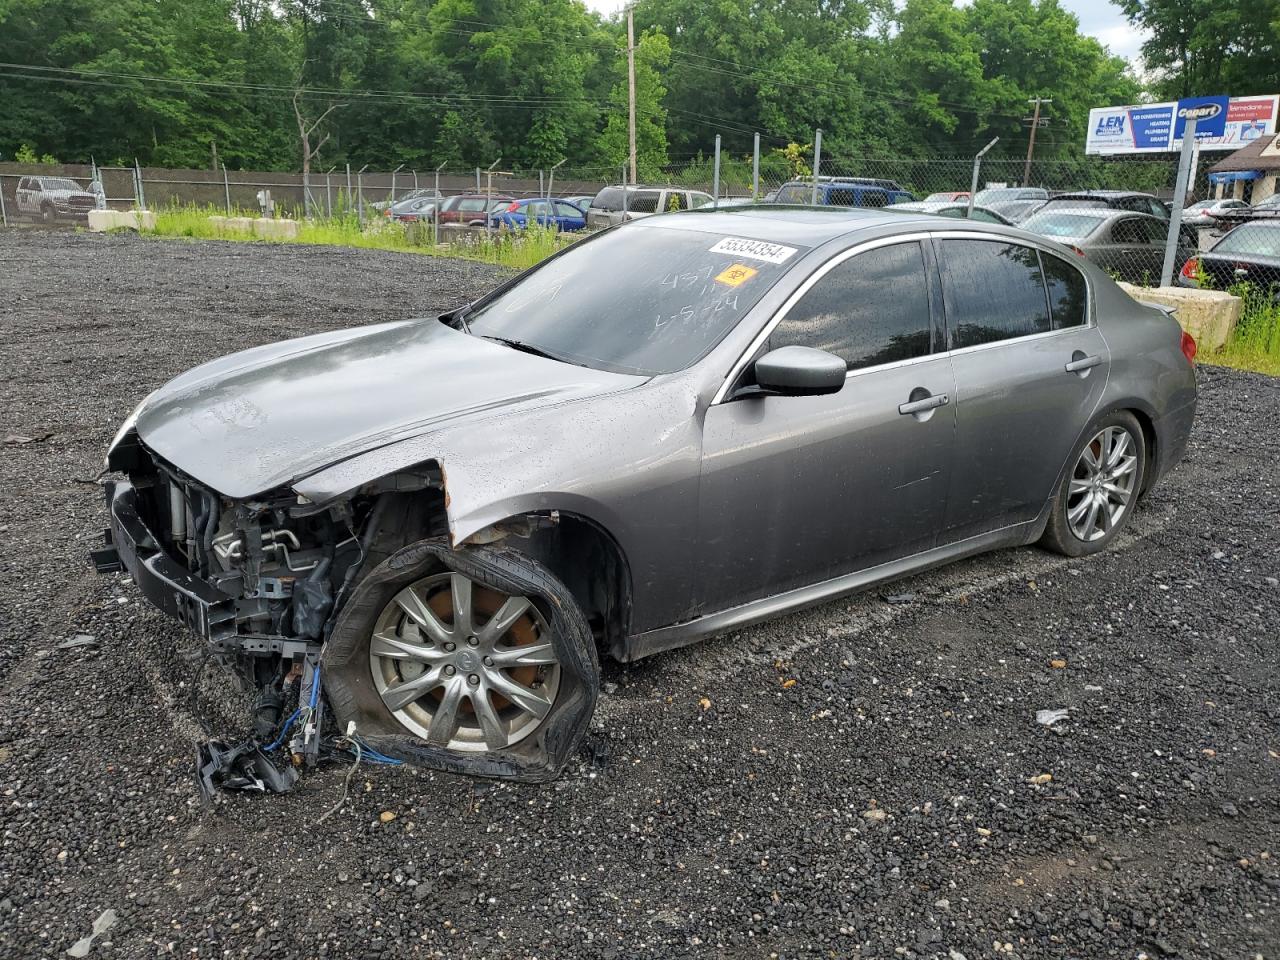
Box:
715, 263, 758, 287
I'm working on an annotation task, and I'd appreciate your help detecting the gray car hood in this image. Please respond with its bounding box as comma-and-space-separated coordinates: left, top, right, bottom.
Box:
135, 318, 644, 498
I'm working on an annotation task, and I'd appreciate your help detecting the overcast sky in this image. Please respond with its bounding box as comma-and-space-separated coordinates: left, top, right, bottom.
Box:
584, 0, 1147, 66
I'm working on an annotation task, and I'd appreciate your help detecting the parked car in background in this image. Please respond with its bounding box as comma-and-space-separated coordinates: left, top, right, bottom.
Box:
433, 193, 516, 226
1178, 221, 1280, 293
559, 195, 595, 211
585, 185, 714, 229
15, 176, 96, 222
889, 201, 1012, 225
986, 199, 1047, 223
1021, 209, 1195, 284
923, 191, 970, 202
490, 198, 587, 232
372, 188, 441, 214
1038, 191, 1170, 220
973, 187, 1049, 207
773, 178, 915, 207
1212, 193, 1280, 227
386, 193, 440, 223
97, 205, 1197, 782
1180, 198, 1250, 228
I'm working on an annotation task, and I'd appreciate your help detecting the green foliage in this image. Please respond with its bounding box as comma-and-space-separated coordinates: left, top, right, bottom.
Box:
1118, 0, 1280, 100
1215, 281, 1280, 375
0, 0, 1259, 172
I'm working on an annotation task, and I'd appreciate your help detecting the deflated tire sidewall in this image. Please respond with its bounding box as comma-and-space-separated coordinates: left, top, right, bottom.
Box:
323, 537, 599, 782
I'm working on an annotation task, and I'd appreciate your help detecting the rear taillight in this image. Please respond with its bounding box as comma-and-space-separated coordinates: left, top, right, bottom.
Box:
1069, 245, 1085, 257
383, 208, 391, 217
1180, 330, 1197, 364
1180, 257, 1199, 281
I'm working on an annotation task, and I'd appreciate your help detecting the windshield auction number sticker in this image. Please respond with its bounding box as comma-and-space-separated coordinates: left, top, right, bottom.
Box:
715, 263, 758, 287
709, 237, 798, 264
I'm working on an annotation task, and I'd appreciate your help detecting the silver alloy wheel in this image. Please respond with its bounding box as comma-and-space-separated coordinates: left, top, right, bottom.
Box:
1066, 425, 1138, 543
368, 572, 561, 752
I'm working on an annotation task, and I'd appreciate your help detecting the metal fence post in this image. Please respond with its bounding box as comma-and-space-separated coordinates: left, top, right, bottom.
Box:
810, 130, 822, 205
134, 159, 147, 210
548, 158, 565, 202
475, 167, 481, 192
485, 157, 500, 238
391, 163, 403, 206
326, 170, 332, 218
1161, 117, 1198, 287
222, 163, 231, 214
0, 178, 8, 227
622, 164, 629, 219
345, 163, 352, 218
967, 137, 999, 218
303, 167, 311, 219
357, 164, 369, 225
752, 132, 760, 201
539, 168, 545, 199
434, 161, 444, 247
712, 135, 721, 209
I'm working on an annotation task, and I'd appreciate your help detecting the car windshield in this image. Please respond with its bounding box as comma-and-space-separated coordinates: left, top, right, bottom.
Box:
1212, 225, 1280, 257
1022, 212, 1108, 239
1043, 198, 1116, 211
466, 226, 807, 376
42, 178, 82, 191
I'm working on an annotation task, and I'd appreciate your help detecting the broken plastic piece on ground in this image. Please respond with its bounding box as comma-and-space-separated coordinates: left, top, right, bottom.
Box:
884, 592, 916, 604
57, 634, 98, 650
1035, 708, 1070, 726
195, 740, 299, 802
66, 908, 118, 958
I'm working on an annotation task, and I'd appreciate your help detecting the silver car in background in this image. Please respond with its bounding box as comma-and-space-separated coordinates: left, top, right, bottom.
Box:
1021, 208, 1197, 284
97, 207, 1198, 782
585, 184, 714, 228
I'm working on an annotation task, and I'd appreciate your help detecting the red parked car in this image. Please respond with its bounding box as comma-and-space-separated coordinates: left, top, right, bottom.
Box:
433, 194, 516, 225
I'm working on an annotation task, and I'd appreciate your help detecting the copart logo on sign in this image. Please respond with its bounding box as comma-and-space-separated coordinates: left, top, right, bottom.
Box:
1178, 102, 1224, 121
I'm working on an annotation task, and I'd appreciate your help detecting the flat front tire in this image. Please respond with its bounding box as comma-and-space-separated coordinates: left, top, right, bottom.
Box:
1041, 410, 1146, 557
323, 538, 598, 781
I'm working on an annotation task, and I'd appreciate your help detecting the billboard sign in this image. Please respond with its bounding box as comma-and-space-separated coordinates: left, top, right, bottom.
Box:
1086, 95, 1278, 154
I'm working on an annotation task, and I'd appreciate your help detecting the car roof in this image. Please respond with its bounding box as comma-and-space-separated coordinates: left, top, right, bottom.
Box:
629, 204, 1043, 247
1049, 191, 1155, 200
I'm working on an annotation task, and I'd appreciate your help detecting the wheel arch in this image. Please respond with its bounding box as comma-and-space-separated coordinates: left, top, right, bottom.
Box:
461, 509, 635, 663
1094, 398, 1159, 495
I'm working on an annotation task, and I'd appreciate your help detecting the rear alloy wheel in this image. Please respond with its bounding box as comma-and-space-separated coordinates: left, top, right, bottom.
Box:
324, 538, 598, 781
1041, 411, 1146, 557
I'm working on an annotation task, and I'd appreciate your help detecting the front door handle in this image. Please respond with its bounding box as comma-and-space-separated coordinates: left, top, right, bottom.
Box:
1065, 354, 1102, 373
898, 392, 949, 416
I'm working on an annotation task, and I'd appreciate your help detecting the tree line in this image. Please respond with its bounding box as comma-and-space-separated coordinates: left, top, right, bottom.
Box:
0, 0, 1273, 175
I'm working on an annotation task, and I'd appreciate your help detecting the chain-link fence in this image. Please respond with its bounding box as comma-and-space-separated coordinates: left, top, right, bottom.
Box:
3, 143, 1278, 322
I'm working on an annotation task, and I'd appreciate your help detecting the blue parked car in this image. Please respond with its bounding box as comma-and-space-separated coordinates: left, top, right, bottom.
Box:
773, 177, 915, 207
489, 198, 588, 231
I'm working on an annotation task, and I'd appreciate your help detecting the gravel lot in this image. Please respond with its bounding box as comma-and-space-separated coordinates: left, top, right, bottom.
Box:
1, 230, 1278, 960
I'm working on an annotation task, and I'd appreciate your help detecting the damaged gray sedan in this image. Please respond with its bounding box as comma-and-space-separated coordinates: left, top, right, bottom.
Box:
95, 207, 1197, 782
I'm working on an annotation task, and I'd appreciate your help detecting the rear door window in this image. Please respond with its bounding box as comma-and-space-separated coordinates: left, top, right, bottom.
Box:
770, 241, 934, 370
1040, 252, 1088, 329
1111, 218, 1145, 244
937, 239, 1051, 347
628, 191, 661, 214
665, 192, 688, 211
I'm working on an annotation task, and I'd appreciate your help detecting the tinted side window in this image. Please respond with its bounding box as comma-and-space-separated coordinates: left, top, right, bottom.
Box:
771, 242, 933, 370
937, 239, 1050, 347
827, 188, 856, 206
860, 190, 890, 208
1041, 252, 1087, 329
665, 192, 688, 211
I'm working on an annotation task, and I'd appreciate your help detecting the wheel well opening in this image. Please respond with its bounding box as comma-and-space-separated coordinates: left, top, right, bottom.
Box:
1127, 407, 1158, 494
486, 513, 632, 662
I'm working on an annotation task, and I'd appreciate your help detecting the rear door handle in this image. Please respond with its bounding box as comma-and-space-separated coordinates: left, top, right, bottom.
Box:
898, 393, 949, 415
1065, 355, 1101, 373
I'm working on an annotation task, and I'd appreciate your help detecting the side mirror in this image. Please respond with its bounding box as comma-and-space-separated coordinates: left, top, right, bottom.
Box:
749, 346, 846, 397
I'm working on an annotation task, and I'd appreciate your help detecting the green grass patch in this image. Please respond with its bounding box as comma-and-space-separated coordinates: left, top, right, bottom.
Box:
142, 203, 573, 271
1211, 280, 1280, 377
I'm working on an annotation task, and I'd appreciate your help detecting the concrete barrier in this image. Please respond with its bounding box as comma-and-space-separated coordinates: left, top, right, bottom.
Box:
253, 218, 299, 240
88, 209, 155, 232
223, 216, 256, 235
1117, 282, 1240, 354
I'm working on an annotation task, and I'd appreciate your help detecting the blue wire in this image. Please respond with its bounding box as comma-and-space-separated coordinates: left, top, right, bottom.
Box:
263, 708, 301, 752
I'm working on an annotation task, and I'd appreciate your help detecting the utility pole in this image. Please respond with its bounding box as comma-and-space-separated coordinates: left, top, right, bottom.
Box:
1023, 97, 1051, 187
626, 5, 638, 186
